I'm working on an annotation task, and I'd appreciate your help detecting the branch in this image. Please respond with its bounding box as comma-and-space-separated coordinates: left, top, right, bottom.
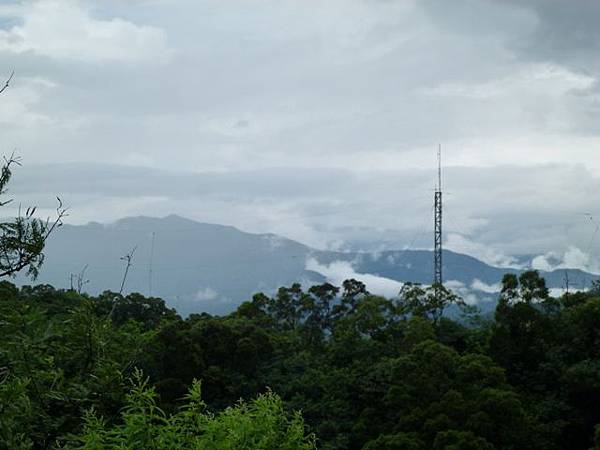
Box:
0, 70, 14, 96
43, 197, 68, 240
0, 198, 68, 278
0, 152, 22, 200
77, 264, 90, 294
119, 246, 137, 295
108, 246, 137, 321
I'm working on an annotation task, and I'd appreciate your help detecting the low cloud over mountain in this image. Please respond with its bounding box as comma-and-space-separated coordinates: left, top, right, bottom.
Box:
20, 215, 596, 316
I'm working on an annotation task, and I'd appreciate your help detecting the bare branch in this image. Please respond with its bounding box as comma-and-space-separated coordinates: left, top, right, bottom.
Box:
0, 70, 14, 96
106, 247, 137, 321
77, 264, 90, 294
119, 246, 137, 295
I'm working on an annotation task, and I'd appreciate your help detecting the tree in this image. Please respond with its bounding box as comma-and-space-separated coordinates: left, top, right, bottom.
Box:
267, 283, 305, 330
396, 283, 463, 324
68, 371, 317, 450
0, 72, 67, 279
589, 279, 600, 298
0, 157, 67, 280
432, 430, 493, 450
499, 271, 549, 305
341, 279, 367, 304
7, 274, 600, 450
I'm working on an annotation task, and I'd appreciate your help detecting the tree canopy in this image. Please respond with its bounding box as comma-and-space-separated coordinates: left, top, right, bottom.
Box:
2, 270, 600, 449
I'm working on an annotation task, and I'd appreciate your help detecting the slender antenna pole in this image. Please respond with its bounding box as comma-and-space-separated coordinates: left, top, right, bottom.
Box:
438, 144, 442, 191
148, 232, 155, 297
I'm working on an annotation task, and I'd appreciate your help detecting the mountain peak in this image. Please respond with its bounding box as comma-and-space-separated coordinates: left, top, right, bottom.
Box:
108, 214, 226, 231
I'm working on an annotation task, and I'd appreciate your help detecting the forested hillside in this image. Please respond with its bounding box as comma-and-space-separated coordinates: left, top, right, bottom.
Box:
18, 215, 596, 316
2, 272, 600, 449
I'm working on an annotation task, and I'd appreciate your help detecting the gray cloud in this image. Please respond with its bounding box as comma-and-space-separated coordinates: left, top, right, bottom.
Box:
3, 161, 599, 275
0, 0, 599, 272
506, 0, 600, 66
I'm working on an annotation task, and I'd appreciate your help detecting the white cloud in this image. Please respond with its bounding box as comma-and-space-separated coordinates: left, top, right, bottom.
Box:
305, 257, 404, 298
548, 287, 588, 298
562, 247, 596, 273
419, 63, 594, 100
0, 0, 171, 64
195, 286, 219, 301
446, 233, 522, 269
531, 254, 554, 272
445, 279, 464, 290
0, 78, 53, 127
446, 279, 493, 305
306, 259, 498, 306
471, 279, 502, 294
531, 246, 600, 275
307, 271, 496, 307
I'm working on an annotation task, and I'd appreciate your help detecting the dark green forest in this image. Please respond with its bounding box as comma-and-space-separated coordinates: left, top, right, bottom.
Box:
2, 272, 600, 449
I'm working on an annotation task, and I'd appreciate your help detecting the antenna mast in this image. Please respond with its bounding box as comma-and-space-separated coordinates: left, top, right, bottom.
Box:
434, 145, 443, 289
148, 231, 155, 297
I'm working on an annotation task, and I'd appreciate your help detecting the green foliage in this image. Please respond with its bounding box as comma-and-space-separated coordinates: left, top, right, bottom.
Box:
0, 375, 34, 449
363, 432, 423, 450
3, 275, 600, 450
432, 430, 493, 450
397, 282, 464, 323
0, 285, 157, 448
593, 424, 600, 450
68, 370, 316, 450
0, 155, 66, 279
499, 270, 549, 305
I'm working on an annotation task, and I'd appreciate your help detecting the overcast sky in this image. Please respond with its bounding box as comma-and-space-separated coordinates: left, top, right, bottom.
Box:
0, 0, 599, 272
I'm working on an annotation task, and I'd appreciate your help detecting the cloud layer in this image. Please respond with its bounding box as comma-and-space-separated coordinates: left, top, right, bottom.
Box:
0, 1, 171, 63
0, 0, 599, 272
306, 257, 404, 299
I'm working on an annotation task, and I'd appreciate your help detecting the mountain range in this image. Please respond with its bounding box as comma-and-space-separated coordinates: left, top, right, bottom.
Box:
17, 215, 596, 316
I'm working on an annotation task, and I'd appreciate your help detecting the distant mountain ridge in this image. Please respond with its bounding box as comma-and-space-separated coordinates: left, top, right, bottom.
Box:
17, 215, 596, 316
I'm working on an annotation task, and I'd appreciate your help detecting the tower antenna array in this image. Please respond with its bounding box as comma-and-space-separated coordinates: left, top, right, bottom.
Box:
434, 145, 443, 289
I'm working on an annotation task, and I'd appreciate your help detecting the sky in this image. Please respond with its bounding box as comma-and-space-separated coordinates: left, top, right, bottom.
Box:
0, 0, 599, 273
